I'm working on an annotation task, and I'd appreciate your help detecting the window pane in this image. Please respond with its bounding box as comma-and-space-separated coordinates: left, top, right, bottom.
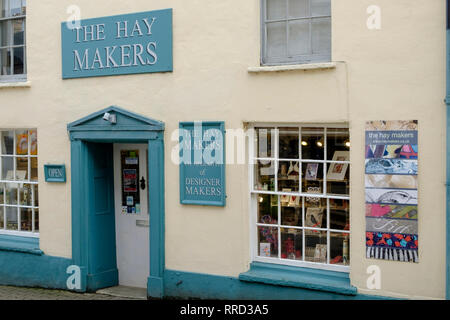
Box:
278, 161, 300, 192
267, 0, 286, 20
30, 130, 37, 155
281, 204, 302, 226
0, 183, 3, 203
329, 199, 349, 230
305, 230, 327, 263
5, 184, 17, 204
281, 228, 302, 260
0, 206, 3, 228
305, 200, 326, 229
30, 157, 37, 181
0, 0, 6, 18
1, 131, 14, 155
12, 18, 24, 45
311, 18, 331, 55
20, 207, 31, 231
330, 232, 349, 265
34, 208, 38, 232
258, 226, 278, 258
266, 22, 286, 58
0, 20, 11, 46
5, 206, 17, 230
302, 162, 323, 193
1, 157, 13, 180
10, 0, 21, 16
288, 19, 310, 56
0, 47, 11, 75
301, 127, 324, 160
326, 162, 349, 195
254, 160, 275, 191
19, 183, 31, 206
256, 127, 275, 158
16, 157, 28, 180
12, 46, 24, 74
288, 0, 309, 18
257, 194, 278, 224
15, 129, 28, 155
33, 184, 38, 207
311, 0, 331, 16
279, 127, 299, 159
326, 128, 350, 160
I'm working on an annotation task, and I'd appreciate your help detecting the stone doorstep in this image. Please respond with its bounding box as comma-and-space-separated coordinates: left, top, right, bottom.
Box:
96, 286, 147, 300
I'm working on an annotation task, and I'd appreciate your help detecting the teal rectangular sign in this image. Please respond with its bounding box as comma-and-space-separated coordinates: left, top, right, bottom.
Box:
61, 9, 173, 79
44, 164, 66, 183
179, 122, 226, 207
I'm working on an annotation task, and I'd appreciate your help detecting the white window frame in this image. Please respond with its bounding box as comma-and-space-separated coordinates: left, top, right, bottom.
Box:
0, 128, 38, 238
261, 0, 332, 66
0, 0, 27, 83
249, 123, 350, 273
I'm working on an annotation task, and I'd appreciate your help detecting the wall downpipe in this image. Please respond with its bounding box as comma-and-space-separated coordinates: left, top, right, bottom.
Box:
446, 0, 450, 301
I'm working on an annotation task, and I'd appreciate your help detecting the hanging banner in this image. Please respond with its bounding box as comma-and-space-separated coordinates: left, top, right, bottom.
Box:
179, 121, 226, 206
365, 120, 419, 263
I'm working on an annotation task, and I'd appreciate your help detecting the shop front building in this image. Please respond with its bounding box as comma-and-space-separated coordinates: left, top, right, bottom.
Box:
0, 0, 448, 300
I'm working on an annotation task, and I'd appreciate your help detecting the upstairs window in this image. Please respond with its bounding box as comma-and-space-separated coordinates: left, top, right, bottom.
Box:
0, 0, 26, 82
261, 0, 331, 65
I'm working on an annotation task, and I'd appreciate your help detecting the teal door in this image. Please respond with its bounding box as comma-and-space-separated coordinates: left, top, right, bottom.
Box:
86, 142, 118, 291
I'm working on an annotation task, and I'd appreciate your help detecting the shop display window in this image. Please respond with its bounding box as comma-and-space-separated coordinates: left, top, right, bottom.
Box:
0, 129, 38, 235
251, 125, 350, 271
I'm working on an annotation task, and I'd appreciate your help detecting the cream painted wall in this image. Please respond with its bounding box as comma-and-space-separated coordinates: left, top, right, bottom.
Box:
0, 0, 445, 299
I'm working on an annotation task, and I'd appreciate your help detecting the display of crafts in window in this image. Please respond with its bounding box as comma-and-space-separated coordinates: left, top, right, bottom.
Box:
365, 120, 419, 263
253, 126, 350, 268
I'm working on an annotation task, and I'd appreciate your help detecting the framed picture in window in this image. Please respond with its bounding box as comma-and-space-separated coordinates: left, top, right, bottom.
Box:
327, 151, 349, 181
305, 163, 319, 180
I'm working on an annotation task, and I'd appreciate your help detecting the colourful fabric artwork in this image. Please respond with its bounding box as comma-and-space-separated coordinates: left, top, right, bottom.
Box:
365, 120, 418, 263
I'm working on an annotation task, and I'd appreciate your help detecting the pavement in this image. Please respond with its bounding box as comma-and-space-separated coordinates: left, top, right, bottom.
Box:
0, 285, 141, 300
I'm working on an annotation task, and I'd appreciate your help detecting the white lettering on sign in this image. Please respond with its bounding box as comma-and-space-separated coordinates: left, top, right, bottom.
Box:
72, 18, 158, 71
48, 168, 63, 178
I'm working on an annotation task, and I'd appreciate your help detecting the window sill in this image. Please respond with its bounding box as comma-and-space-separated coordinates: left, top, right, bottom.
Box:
248, 62, 337, 73
0, 234, 43, 255
0, 80, 31, 89
239, 262, 356, 296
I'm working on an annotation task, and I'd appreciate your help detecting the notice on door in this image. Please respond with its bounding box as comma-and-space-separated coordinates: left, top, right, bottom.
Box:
121, 150, 140, 214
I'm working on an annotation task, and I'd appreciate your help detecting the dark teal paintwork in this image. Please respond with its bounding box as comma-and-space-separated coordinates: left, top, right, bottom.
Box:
67, 106, 165, 296
239, 262, 356, 296
164, 268, 394, 300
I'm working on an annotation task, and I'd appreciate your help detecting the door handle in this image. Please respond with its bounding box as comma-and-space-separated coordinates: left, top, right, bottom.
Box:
140, 177, 146, 190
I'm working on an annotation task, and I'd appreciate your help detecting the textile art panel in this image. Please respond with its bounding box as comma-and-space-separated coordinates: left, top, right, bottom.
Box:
365, 120, 419, 263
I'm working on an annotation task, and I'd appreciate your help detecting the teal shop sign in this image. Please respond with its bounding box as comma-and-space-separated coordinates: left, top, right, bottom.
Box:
61, 9, 173, 79
179, 122, 226, 207
44, 165, 66, 183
